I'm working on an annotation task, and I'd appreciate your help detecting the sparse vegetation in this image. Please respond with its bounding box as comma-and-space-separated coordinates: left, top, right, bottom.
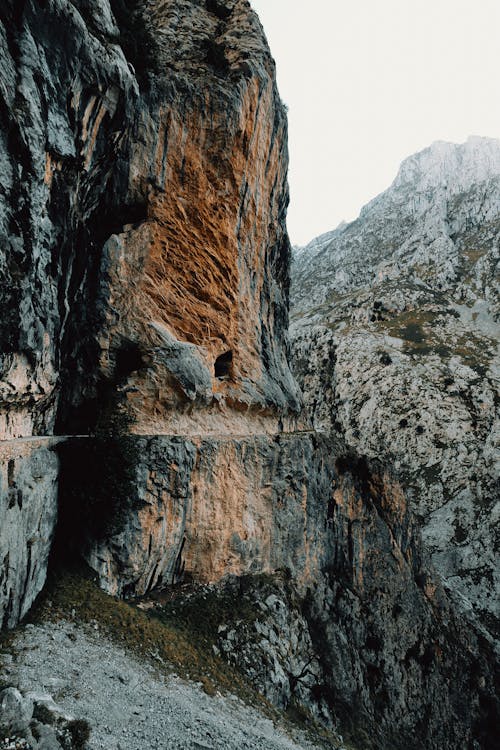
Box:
371, 306, 496, 372
23, 568, 271, 712
62, 719, 91, 750
32, 703, 56, 726
463, 248, 487, 264
7, 568, 344, 749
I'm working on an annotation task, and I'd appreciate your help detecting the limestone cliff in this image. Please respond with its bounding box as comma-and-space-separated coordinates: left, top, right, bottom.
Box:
0, 0, 298, 625
0, 4, 498, 750
291, 138, 500, 645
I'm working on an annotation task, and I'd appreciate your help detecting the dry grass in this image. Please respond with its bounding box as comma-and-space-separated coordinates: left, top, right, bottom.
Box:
462, 248, 486, 264
22, 567, 260, 705
0, 567, 344, 749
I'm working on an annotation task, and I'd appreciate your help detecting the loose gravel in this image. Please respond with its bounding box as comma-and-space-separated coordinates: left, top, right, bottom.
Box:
1, 621, 327, 750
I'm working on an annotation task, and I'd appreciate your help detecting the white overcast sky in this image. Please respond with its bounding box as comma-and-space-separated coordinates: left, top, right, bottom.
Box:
250, 0, 500, 245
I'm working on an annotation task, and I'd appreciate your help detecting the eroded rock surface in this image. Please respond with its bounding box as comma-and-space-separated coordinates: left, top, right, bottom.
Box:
57, 432, 331, 597
0, 0, 298, 624
0, 440, 58, 628
291, 137, 500, 642
0, 4, 498, 749
0, 682, 90, 750
148, 447, 499, 750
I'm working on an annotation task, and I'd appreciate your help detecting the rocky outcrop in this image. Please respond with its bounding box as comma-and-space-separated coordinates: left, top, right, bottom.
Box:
0, 0, 298, 623
0, 5, 498, 749
84, 0, 301, 434
0, 685, 90, 750
0, 0, 135, 628
0, 440, 59, 628
56, 432, 329, 597
291, 137, 500, 643
58, 424, 499, 749
148, 443, 499, 750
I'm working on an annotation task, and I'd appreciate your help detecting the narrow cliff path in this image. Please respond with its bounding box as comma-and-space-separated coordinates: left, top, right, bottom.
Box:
2, 620, 331, 750
0, 430, 319, 448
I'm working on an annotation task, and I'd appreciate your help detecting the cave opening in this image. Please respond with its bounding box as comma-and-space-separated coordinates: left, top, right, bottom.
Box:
114, 340, 144, 380
214, 350, 233, 379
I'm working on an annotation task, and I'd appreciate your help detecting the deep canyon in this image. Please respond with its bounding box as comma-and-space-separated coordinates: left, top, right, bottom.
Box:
0, 2, 498, 749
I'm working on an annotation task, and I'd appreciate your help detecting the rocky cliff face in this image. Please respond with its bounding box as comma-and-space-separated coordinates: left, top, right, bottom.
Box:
147, 443, 498, 750
0, 0, 299, 625
0, 438, 59, 627
0, 4, 498, 749
291, 137, 500, 643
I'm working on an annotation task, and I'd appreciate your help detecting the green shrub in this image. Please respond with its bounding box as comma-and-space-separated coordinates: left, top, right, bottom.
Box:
64, 718, 91, 750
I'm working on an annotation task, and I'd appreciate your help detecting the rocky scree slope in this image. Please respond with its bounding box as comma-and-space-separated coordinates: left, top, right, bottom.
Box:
1, 618, 329, 750
291, 137, 500, 643
0, 4, 498, 750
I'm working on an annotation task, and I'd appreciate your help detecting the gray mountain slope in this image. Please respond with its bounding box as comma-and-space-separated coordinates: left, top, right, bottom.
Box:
291, 136, 500, 643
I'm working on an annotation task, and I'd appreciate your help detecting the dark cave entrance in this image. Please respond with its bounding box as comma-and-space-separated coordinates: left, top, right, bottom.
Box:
114, 340, 144, 379
214, 350, 233, 379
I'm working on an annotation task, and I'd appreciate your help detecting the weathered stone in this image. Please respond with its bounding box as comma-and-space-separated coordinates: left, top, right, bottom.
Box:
0, 0, 298, 625
0, 687, 84, 750
148, 441, 499, 750
0, 441, 58, 628
291, 138, 500, 643
0, 688, 33, 734
57, 432, 328, 596
0, 4, 498, 749
34, 724, 64, 750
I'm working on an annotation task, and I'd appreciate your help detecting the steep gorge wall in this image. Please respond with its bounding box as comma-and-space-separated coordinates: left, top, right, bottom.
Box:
0, 439, 59, 626
67, 430, 496, 750
0, 0, 298, 625
0, 3, 498, 748
290, 141, 500, 644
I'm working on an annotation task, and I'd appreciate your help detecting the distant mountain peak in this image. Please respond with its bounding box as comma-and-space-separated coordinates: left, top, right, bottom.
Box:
290, 135, 500, 655
291, 135, 500, 314
295, 137, 500, 257
393, 135, 500, 192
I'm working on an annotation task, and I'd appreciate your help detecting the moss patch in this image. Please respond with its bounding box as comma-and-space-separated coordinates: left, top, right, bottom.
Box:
19, 567, 262, 707
149, 574, 269, 651
2, 568, 345, 749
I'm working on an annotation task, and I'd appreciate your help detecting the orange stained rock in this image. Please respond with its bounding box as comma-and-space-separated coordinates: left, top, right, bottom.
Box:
113, 76, 287, 396
377, 474, 408, 524
424, 580, 438, 602
44, 153, 63, 188
80, 88, 120, 170
44, 153, 53, 187
182, 440, 272, 581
